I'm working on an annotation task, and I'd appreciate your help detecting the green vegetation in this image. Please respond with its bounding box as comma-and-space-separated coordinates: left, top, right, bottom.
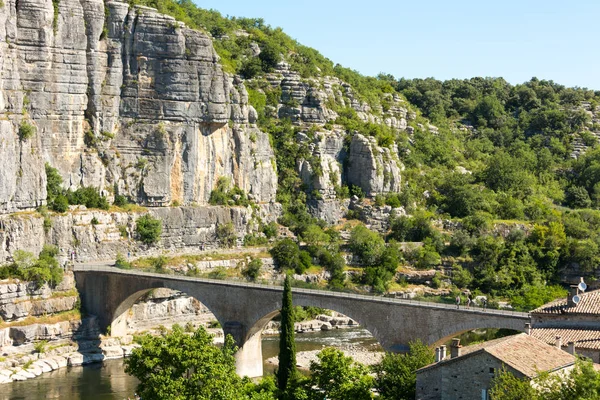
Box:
18, 121, 35, 141
276, 275, 297, 398
52, 0, 60, 33
135, 215, 163, 245
115, 252, 132, 269
269, 238, 310, 274
216, 222, 236, 248
209, 177, 252, 207
490, 359, 600, 399
0, 246, 63, 287
45, 163, 111, 212
33, 340, 48, 354
242, 257, 262, 281
124, 325, 266, 400
372, 341, 435, 400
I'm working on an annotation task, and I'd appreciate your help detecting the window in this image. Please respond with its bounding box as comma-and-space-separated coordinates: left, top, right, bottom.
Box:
489, 367, 495, 375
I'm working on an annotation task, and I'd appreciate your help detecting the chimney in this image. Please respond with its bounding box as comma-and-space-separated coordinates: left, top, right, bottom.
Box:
525, 323, 531, 335
556, 336, 562, 349
435, 347, 441, 362
567, 342, 576, 355
450, 338, 462, 359
440, 345, 447, 360
568, 285, 579, 307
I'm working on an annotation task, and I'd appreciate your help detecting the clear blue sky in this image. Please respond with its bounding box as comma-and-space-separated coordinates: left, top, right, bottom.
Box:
195, 0, 600, 90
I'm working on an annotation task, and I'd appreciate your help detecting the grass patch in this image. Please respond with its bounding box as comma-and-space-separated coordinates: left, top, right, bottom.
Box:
0, 310, 81, 329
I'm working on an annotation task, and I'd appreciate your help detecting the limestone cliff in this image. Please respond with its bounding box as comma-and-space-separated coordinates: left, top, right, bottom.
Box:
0, 0, 278, 213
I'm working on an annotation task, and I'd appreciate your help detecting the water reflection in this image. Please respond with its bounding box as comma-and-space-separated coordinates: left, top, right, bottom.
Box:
1, 359, 139, 400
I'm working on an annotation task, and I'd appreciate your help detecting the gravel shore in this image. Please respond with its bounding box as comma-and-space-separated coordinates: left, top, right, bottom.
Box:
266, 344, 384, 370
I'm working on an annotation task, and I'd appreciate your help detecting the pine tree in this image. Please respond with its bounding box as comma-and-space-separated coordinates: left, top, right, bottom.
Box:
277, 274, 297, 396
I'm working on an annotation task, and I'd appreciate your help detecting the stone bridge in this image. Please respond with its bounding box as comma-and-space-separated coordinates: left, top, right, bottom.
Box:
74, 265, 530, 377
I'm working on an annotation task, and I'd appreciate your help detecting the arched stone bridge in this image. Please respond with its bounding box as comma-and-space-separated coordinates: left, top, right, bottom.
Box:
74, 265, 530, 377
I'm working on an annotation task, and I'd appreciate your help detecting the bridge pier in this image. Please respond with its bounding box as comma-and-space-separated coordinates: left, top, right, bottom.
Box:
224, 321, 264, 378
234, 333, 263, 378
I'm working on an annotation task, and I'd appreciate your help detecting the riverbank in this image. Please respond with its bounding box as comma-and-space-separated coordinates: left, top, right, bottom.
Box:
266, 343, 384, 369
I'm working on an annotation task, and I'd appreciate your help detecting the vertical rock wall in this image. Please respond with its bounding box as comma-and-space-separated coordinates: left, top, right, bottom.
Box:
0, 0, 278, 214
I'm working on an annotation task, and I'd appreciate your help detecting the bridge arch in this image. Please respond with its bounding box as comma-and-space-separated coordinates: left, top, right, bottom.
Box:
108, 287, 230, 338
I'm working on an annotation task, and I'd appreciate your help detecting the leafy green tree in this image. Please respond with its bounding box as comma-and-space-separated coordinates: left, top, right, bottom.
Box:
135, 215, 163, 245
125, 325, 247, 400
565, 186, 592, 209
242, 258, 262, 281
277, 275, 297, 398
489, 367, 538, 400
305, 348, 374, 400
372, 340, 434, 400
349, 225, 385, 266
270, 238, 309, 274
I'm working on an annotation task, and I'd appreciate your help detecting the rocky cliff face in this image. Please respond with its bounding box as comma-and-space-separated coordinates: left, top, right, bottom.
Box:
264, 63, 406, 222
0, 205, 279, 262
0, 0, 278, 213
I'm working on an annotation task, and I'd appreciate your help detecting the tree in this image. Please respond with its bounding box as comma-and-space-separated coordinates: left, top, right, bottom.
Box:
217, 222, 237, 248
306, 348, 374, 400
349, 225, 385, 266
242, 258, 262, 281
565, 186, 592, 209
135, 214, 163, 245
270, 239, 309, 274
489, 367, 538, 400
277, 275, 297, 398
125, 325, 248, 400
489, 359, 600, 400
372, 340, 434, 400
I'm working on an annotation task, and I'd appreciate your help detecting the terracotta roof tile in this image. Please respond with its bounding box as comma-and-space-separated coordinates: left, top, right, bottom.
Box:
532, 289, 600, 315
531, 328, 600, 350
418, 334, 575, 378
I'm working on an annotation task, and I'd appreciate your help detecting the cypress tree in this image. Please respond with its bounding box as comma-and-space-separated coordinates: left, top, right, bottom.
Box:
277, 274, 297, 396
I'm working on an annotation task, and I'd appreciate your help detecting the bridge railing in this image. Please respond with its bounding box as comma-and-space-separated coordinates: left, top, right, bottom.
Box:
74, 264, 530, 318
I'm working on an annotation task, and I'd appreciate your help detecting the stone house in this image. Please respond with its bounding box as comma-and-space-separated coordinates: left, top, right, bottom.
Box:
415, 333, 575, 400
530, 284, 600, 363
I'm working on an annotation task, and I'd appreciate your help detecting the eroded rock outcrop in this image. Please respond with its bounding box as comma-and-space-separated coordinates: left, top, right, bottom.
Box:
347, 134, 402, 196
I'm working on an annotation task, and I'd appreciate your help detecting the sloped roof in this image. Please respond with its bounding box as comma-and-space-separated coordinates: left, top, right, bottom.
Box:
418, 334, 576, 378
532, 289, 600, 315
531, 328, 600, 350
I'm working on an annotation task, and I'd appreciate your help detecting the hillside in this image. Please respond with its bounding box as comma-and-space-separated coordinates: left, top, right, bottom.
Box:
1, 0, 600, 310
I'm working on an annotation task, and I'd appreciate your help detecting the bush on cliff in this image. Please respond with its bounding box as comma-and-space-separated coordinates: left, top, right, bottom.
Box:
0, 246, 63, 287
135, 215, 163, 245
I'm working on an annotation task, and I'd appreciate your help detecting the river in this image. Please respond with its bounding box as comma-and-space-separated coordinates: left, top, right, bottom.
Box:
1, 327, 380, 400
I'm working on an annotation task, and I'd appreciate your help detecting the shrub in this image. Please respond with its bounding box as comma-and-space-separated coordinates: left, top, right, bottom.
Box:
67, 187, 109, 210
115, 252, 132, 269
52, 195, 69, 213
114, 195, 129, 207
0, 246, 63, 287
209, 176, 251, 207
262, 221, 279, 239
242, 258, 262, 281
135, 215, 162, 245
151, 255, 168, 272
34, 340, 48, 354
91, 217, 99, 225
216, 222, 236, 247
18, 121, 35, 141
